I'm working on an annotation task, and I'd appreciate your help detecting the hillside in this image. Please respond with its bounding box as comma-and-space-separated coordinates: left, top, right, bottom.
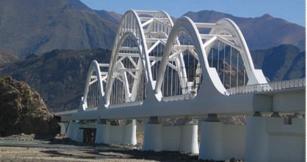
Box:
252, 44, 305, 81
0, 0, 119, 57
0, 50, 19, 67
0, 76, 58, 136
96, 10, 122, 23
1, 49, 111, 112
0, 0, 305, 60
184, 10, 305, 50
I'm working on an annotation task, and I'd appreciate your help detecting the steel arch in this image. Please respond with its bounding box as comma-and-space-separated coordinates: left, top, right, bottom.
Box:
82, 60, 108, 110
81, 10, 269, 112
105, 10, 174, 107
155, 16, 267, 100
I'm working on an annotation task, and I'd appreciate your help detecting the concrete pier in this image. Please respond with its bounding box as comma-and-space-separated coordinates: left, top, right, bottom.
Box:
143, 117, 163, 151
199, 114, 245, 160
245, 115, 305, 162
95, 119, 137, 145
143, 117, 199, 154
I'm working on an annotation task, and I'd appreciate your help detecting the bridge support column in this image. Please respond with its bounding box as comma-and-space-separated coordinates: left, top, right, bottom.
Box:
108, 120, 124, 144
199, 114, 245, 161
199, 114, 223, 160
123, 119, 137, 145
95, 120, 110, 144
143, 117, 199, 154
160, 124, 181, 151
58, 122, 68, 136
95, 119, 137, 145
179, 120, 199, 154
76, 127, 84, 143
245, 113, 305, 162
66, 120, 83, 142
66, 121, 73, 138
143, 117, 162, 151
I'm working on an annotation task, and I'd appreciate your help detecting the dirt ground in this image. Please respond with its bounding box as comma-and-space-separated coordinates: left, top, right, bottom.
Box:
0, 135, 201, 162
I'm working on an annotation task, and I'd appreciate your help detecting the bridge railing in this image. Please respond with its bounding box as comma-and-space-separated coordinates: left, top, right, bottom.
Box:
228, 78, 305, 95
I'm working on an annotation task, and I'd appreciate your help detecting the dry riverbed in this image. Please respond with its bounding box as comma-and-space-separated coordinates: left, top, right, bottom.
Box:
0, 134, 202, 162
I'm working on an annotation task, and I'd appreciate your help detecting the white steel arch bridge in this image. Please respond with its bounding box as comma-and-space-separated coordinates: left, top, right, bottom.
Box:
57, 10, 305, 162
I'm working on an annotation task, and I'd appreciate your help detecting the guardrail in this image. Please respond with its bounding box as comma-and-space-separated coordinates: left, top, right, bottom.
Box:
228, 78, 305, 95
53, 109, 78, 116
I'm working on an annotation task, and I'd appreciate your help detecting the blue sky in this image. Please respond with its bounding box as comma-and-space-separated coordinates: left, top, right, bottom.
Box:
80, 0, 305, 26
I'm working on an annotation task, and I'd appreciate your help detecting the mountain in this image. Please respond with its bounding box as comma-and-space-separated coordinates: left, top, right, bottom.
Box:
0, 76, 58, 136
96, 10, 122, 23
1, 49, 111, 112
0, 50, 19, 67
184, 10, 305, 50
0, 1, 304, 59
252, 44, 305, 81
0, 0, 119, 57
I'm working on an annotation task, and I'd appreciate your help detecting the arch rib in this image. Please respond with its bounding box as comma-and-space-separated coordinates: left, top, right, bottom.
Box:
209, 18, 267, 84
82, 60, 108, 110
97, 10, 269, 109
105, 10, 174, 107
156, 16, 267, 100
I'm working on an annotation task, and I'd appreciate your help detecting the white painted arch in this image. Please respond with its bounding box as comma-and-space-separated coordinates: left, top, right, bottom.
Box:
82, 60, 107, 110
77, 10, 302, 117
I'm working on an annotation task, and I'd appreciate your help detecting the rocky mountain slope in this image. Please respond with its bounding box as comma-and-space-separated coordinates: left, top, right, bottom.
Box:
252, 44, 305, 81
0, 0, 119, 57
1, 49, 111, 112
96, 10, 122, 23
0, 0, 304, 59
0, 50, 19, 67
184, 10, 305, 50
0, 76, 59, 136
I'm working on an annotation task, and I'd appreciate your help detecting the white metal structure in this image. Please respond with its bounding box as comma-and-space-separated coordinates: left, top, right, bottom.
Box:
82, 60, 108, 110
57, 10, 305, 162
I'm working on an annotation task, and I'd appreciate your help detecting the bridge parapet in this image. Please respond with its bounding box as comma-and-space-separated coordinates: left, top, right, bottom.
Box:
228, 78, 305, 95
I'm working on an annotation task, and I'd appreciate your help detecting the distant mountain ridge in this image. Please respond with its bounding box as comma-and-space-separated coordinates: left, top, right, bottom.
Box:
0, 0, 119, 57
0, 50, 19, 67
184, 10, 305, 50
252, 44, 305, 81
96, 10, 122, 23
0, 0, 305, 58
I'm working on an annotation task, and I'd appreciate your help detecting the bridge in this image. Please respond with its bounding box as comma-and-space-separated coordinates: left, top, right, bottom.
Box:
56, 10, 305, 162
